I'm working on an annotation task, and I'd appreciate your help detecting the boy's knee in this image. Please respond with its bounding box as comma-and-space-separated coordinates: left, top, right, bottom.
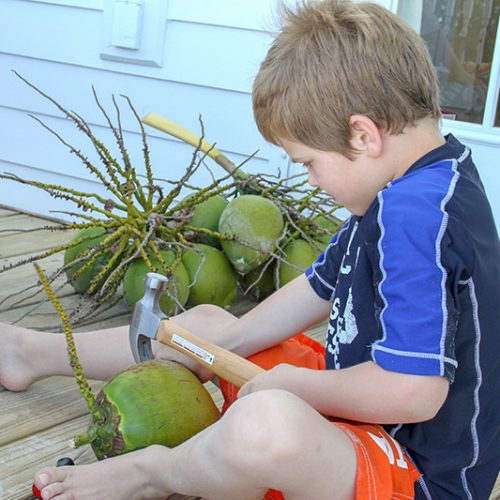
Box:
220, 390, 309, 469
173, 304, 235, 330
184, 303, 226, 319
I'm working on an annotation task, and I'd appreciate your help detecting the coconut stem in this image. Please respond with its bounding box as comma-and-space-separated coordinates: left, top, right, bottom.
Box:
73, 430, 97, 447
34, 264, 105, 424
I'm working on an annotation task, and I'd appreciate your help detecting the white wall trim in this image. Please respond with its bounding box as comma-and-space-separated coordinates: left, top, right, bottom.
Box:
482, 16, 500, 128
442, 121, 500, 147
25, 0, 103, 10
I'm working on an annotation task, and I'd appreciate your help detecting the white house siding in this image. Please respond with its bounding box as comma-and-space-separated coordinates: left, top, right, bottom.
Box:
0, 0, 287, 219
0, 0, 499, 227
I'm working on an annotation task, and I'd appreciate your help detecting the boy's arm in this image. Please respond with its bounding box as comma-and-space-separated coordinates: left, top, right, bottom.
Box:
214, 274, 331, 357
240, 360, 449, 424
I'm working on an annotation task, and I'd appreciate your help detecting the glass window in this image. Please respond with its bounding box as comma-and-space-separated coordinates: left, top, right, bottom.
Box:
413, 0, 500, 124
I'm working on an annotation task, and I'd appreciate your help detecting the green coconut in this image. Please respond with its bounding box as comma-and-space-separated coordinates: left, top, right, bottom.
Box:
181, 244, 238, 308
122, 251, 190, 315
313, 214, 342, 248
189, 195, 228, 247
239, 263, 275, 301
218, 195, 284, 274
64, 227, 113, 293
277, 239, 319, 288
35, 264, 220, 462
79, 360, 220, 459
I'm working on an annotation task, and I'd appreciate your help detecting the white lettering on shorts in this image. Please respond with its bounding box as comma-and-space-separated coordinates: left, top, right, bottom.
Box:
367, 431, 409, 469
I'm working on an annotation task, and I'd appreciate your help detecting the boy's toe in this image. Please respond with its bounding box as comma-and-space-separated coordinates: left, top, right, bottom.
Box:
40, 481, 65, 500
34, 467, 68, 498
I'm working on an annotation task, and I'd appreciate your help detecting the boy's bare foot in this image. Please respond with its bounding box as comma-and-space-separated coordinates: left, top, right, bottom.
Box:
33, 446, 173, 500
0, 324, 40, 391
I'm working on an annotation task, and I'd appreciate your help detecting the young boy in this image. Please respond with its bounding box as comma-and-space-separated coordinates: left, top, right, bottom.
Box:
1, 0, 499, 498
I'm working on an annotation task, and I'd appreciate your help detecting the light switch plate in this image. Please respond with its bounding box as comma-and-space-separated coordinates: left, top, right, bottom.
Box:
110, 0, 143, 49
100, 0, 168, 67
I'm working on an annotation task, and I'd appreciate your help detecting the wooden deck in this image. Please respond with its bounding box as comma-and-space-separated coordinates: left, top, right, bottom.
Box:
0, 206, 498, 500
0, 206, 326, 499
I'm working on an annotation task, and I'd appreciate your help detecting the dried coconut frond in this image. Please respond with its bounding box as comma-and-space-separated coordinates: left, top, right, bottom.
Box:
1, 74, 342, 325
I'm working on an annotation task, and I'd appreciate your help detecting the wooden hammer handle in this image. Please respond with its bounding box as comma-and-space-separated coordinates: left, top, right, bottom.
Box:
156, 319, 265, 387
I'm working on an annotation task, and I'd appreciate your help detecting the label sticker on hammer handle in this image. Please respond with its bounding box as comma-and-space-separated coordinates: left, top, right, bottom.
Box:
171, 334, 215, 365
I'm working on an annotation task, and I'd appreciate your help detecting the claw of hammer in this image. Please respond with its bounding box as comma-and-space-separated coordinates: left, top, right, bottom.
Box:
129, 272, 167, 363
128, 272, 265, 387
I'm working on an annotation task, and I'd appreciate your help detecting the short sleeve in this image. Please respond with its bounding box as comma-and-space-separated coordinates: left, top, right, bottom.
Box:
370, 167, 460, 379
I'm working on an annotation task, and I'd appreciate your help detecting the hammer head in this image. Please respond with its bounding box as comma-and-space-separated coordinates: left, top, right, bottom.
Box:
129, 272, 168, 363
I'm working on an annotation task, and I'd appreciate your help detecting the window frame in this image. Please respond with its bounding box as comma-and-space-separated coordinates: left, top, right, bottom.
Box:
392, 0, 500, 145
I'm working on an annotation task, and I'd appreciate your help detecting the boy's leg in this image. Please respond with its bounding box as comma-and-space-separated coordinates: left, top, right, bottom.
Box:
0, 305, 237, 391
34, 389, 357, 500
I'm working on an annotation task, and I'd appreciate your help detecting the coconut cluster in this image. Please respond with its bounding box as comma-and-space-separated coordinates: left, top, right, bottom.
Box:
1, 76, 341, 324
63, 191, 341, 317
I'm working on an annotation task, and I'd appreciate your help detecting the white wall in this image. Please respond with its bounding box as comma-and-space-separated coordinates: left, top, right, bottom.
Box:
0, 0, 287, 220
0, 0, 498, 229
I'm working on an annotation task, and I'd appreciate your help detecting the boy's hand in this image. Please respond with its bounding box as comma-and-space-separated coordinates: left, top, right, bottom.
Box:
153, 343, 215, 383
238, 361, 449, 423
238, 364, 301, 398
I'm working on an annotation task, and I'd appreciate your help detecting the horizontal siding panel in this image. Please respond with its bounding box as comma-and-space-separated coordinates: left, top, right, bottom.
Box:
0, 105, 270, 181
1, 55, 270, 161
0, 144, 272, 220
0, 103, 274, 220
168, 0, 276, 31
0, 160, 107, 219
0, 1, 102, 65
0, 0, 289, 218
26, 0, 103, 10
0, 109, 92, 181
26, 0, 276, 28
0, 0, 273, 94
164, 20, 271, 93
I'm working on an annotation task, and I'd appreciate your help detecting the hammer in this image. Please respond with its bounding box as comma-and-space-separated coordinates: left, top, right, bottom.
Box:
129, 272, 264, 387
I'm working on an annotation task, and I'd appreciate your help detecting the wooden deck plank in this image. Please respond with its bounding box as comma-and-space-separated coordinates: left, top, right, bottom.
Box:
1, 210, 498, 500
0, 207, 17, 217
0, 209, 328, 500
0, 249, 73, 317
1, 292, 131, 331
0, 211, 70, 263
0, 375, 221, 500
0, 261, 73, 312
0, 417, 94, 500
0, 214, 61, 238
0, 228, 75, 260
0, 377, 102, 448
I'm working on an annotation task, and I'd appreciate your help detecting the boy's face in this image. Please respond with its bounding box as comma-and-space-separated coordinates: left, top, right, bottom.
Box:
279, 138, 391, 216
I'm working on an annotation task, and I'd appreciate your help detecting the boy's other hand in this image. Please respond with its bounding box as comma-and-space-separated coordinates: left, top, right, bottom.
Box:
238, 363, 302, 398
153, 344, 215, 383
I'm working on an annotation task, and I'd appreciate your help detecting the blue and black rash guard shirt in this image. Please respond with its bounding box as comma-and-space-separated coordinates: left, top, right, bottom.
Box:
306, 134, 500, 499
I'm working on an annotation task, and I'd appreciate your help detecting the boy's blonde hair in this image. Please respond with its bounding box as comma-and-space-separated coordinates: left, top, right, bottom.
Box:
253, 0, 441, 158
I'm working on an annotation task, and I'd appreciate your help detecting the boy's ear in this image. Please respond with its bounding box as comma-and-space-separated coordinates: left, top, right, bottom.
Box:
349, 115, 383, 158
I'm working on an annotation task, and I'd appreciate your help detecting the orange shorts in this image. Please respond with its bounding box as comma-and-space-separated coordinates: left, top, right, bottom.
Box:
218, 334, 421, 500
